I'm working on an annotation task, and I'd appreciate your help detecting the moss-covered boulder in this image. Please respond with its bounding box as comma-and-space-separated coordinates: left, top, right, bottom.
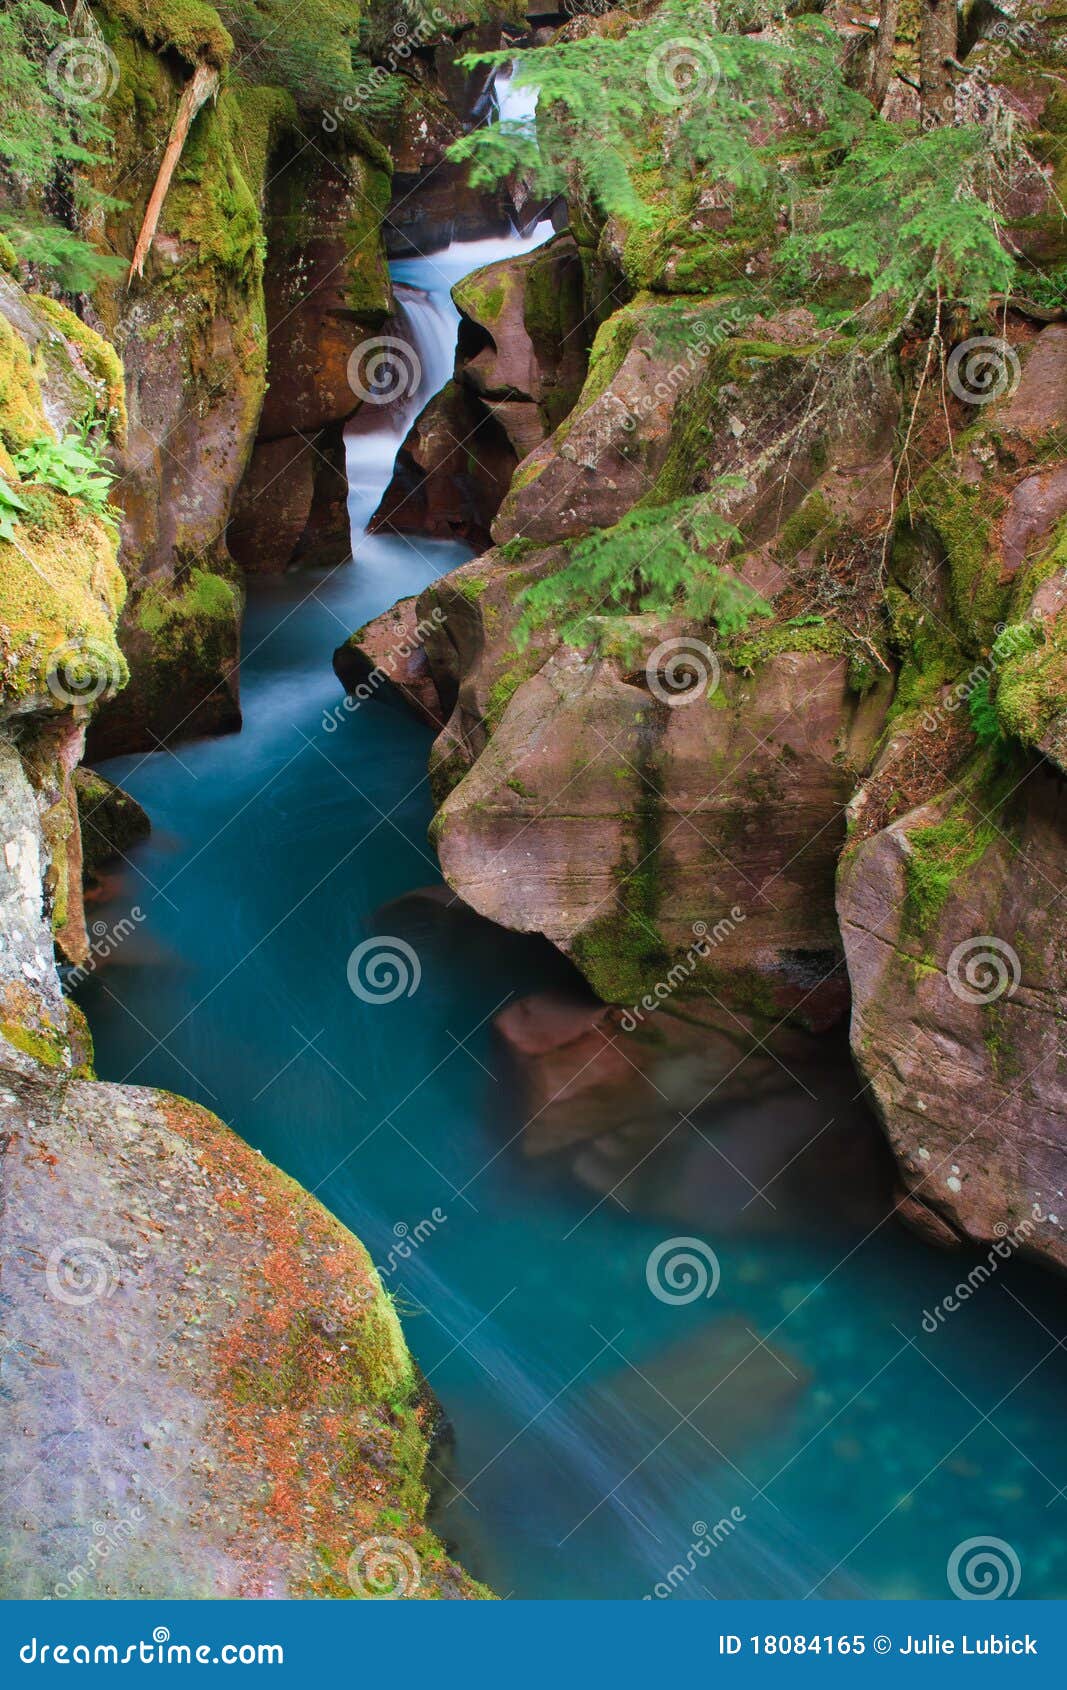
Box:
0, 1067, 491, 1598
74, 766, 151, 886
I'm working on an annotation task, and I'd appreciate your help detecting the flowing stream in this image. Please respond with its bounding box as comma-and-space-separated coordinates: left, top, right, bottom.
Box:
79, 168, 1067, 1600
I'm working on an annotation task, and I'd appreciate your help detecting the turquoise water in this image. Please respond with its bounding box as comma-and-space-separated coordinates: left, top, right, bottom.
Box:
79, 242, 1067, 1602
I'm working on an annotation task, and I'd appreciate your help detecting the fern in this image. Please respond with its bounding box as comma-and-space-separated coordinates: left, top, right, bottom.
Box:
780, 123, 1016, 310
0, 0, 125, 288
515, 490, 770, 650
449, 3, 867, 230
12, 430, 116, 515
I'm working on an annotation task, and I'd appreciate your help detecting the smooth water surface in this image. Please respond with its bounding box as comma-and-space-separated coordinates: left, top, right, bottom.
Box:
80, 224, 1067, 1602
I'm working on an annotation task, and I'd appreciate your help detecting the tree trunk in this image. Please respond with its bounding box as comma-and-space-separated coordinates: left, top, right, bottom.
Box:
871, 0, 902, 110
128, 62, 219, 284
919, 0, 957, 127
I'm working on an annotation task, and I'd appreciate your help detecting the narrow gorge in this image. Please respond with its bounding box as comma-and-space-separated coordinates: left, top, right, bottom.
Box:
1, 0, 1066, 1604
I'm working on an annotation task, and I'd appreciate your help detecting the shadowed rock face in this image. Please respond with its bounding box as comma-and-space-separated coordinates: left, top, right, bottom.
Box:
433, 632, 886, 1024
839, 761, 1067, 1274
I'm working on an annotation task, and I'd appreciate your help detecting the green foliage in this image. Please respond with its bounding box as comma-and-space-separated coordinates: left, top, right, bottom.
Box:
12, 429, 116, 515
1014, 261, 1067, 311
449, 1, 866, 230
452, 1, 1026, 315
781, 123, 1016, 309
967, 676, 1003, 746
0, 212, 125, 291
515, 489, 770, 649
0, 476, 28, 545
0, 0, 125, 289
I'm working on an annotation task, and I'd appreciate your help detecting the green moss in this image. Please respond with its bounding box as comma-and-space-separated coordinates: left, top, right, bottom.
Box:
903, 451, 1008, 651
137, 566, 240, 654
995, 615, 1067, 747
0, 313, 49, 453
29, 294, 128, 445
902, 762, 1016, 934
884, 583, 965, 719
0, 233, 19, 276
0, 485, 126, 704
453, 268, 508, 325
228, 80, 299, 210
570, 738, 668, 1002
774, 490, 837, 565
0, 1019, 67, 1068
498, 536, 539, 565
733, 619, 848, 668
484, 665, 527, 732
98, 0, 233, 68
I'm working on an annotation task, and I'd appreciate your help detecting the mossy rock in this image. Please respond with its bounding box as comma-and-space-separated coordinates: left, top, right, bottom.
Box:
28, 295, 127, 445
0, 486, 126, 711
0, 312, 49, 454
98, 0, 233, 69
75, 766, 151, 884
